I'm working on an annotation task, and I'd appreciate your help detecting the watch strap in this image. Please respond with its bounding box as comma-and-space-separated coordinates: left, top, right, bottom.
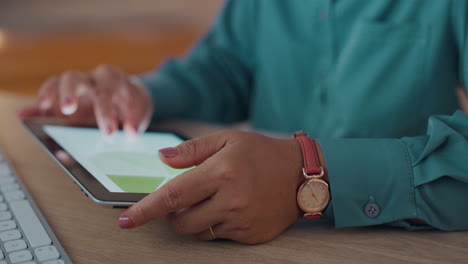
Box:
292, 131, 323, 176
304, 213, 323, 220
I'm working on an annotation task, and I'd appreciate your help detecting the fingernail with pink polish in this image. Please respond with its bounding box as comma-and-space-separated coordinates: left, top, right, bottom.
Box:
159, 147, 179, 158
63, 96, 73, 105
106, 124, 114, 135
118, 216, 135, 229
61, 104, 77, 116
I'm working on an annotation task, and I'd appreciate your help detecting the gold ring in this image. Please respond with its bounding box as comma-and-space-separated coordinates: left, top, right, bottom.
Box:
209, 226, 217, 240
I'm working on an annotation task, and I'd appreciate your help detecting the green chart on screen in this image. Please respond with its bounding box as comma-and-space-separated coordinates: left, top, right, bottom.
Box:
90, 151, 190, 193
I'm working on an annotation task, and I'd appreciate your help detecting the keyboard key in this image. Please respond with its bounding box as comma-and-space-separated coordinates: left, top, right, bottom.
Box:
0, 229, 21, 241
0, 220, 16, 231
0, 250, 3, 259
0, 203, 7, 211
0, 195, 4, 202
0, 211, 12, 221
0, 169, 11, 177
21, 262, 37, 264
4, 239, 27, 252
35, 246, 60, 262
0, 165, 11, 175
0, 183, 19, 193
0, 261, 5, 264
9, 250, 33, 263
5, 191, 25, 202
0, 177, 15, 184
9, 200, 52, 248
44, 260, 64, 264
0, 167, 11, 175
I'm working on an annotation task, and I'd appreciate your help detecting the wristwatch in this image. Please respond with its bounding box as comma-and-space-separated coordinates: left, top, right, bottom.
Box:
292, 131, 330, 220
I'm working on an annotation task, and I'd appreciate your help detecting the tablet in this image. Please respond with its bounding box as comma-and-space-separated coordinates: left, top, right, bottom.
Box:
23, 120, 190, 208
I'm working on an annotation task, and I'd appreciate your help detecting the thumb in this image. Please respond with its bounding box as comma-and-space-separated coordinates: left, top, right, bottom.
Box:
158, 132, 227, 168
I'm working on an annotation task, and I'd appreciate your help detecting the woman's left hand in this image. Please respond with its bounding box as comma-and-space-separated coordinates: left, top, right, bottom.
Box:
118, 130, 305, 244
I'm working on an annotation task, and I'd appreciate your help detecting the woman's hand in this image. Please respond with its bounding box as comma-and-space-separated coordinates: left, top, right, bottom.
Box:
118, 130, 305, 244
18, 65, 153, 136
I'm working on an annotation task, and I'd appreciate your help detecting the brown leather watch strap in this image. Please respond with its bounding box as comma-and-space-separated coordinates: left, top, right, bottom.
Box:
292, 131, 323, 176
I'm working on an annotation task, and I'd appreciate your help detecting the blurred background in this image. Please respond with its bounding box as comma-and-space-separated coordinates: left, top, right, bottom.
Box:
0, 0, 222, 95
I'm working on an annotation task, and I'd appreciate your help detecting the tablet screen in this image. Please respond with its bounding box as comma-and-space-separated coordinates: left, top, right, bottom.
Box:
43, 125, 190, 193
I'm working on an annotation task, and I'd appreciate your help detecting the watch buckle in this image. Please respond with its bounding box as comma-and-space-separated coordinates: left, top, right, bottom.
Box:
303, 167, 324, 180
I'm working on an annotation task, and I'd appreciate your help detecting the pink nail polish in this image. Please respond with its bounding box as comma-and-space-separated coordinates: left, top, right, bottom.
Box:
63, 96, 72, 105
118, 216, 135, 229
159, 147, 179, 158
106, 125, 113, 135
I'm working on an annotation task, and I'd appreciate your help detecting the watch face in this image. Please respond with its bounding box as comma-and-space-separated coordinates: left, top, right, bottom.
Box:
297, 179, 330, 213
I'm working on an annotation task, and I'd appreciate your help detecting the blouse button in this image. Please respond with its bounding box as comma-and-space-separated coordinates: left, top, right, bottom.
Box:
364, 202, 380, 218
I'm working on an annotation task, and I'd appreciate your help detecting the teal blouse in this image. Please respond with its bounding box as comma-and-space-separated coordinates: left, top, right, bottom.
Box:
141, 0, 468, 230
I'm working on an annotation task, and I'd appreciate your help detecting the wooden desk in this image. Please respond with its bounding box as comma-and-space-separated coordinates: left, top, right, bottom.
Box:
0, 92, 467, 264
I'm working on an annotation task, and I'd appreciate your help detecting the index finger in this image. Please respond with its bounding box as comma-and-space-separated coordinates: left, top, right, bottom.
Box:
118, 162, 219, 229
91, 66, 121, 135
37, 76, 59, 111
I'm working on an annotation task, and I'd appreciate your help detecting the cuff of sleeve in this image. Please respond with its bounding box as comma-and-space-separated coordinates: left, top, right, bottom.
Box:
318, 138, 418, 228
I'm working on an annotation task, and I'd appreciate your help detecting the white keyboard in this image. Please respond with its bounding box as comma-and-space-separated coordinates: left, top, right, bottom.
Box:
0, 150, 71, 264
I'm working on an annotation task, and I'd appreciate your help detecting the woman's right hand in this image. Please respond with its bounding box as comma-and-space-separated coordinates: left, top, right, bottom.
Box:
18, 65, 153, 136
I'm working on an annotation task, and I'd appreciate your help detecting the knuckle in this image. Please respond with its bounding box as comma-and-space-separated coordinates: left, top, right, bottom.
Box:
160, 185, 181, 212
94, 64, 121, 78
60, 71, 84, 91
62, 70, 76, 79
61, 71, 83, 86
226, 197, 249, 214
216, 162, 235, 185
179, 139, 199, 160
132, 204, 149, 225
45, 75, 59, 85
214, 129, 249, 146
95, 64, 112, 73
181, 139, 197, 153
